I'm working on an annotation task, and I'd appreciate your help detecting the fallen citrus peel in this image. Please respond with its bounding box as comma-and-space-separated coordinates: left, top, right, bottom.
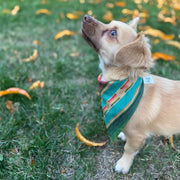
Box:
0, 88, 31, 100
75, 123, 107, 146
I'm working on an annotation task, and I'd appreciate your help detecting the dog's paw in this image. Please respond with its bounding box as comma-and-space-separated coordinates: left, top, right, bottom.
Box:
114, 159, 130, 174
117, 132, 126, 141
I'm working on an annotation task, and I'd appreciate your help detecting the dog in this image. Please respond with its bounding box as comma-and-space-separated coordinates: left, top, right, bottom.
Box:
81, 15, 180, 174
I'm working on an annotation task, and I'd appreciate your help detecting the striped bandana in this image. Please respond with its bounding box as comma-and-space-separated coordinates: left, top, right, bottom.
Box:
98, 74, 144, 141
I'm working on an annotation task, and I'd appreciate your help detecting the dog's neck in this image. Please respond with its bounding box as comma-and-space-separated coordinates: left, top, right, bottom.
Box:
99, 56, 146, 81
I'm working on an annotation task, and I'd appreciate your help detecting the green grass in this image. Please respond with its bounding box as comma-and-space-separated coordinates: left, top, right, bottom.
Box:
0, 0, 179, 179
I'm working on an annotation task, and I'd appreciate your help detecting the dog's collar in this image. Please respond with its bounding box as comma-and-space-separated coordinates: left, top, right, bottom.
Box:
98, 74, 144, 141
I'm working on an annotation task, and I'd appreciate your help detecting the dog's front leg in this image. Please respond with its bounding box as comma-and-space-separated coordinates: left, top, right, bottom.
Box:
115, 135, 145, 174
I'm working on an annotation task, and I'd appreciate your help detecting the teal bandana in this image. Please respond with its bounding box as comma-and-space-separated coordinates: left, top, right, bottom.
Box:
98, 75, 144, 141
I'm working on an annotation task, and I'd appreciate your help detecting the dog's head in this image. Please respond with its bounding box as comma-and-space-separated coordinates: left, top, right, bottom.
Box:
81, 15, 153, 70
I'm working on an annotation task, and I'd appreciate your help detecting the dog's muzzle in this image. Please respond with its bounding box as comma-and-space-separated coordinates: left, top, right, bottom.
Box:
81, 15, 99, 52
82, 15, 96, 36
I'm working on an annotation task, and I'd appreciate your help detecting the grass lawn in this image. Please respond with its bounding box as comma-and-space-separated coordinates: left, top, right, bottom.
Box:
0, 0, 180, 179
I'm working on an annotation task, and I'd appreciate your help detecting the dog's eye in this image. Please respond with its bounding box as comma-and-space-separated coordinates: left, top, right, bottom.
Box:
110, 30, 117, 37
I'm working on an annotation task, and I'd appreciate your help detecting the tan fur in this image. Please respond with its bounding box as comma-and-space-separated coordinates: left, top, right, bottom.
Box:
81, 15, 180, 174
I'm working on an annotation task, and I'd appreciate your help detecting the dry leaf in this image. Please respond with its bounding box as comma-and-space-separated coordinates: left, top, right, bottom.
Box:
166, 40, 180, 50
144, 27, 174, 40
41, 0, 48, 4
173, 2, 180, 10
60, 12, 65, 19
103, 11, 113, 22
23, 49, 38, 62
11, 5, 20, 16
33, 40, 41, 45
152, 52, 175, 61
138, 25, 144, 31
132, 9, 139, 18
6, 100, 14, 113
96, 91, 100, 96
2, 9, 11, 14
82, 101, 87, 104
122, 8, 148, 20
31, 159, 35, 166
140, 18, 147, 24
14, 50, 20, 58
54, 30, 75, 40
53, 52, 58, 59
159, 16, 176, 25
79, 0, 85, 3
59, 108, 64, 113
157, 0, 166, 8
27, 78, 33, 83
122, 9, 138, 18
40, 81, 45, 88
153, 39, 160, 44
11, 148, 18, 154
61, 169, 66, 174
70, 52, 80, 57
106, 3, 114, 8
74, 11, 84, 16
133, 0, 143, 4
29, 81, 44, 90
0, 88, 31, 100
75, 123, 107, 146
139, 10, 149, 18
115, 1, 126, 7
56, 18, 61, 23
122, 9, 134, 15
88, 0, 102, 4
87, 10, 93, 16
119, 17, 129, 22
158, 9, 176, 26
66, 13, 79, 20
36, 9, 51, 15
137, 4, 143, 10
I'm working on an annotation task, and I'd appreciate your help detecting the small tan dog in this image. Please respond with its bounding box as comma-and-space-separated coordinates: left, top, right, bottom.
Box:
81, 15, 180, 174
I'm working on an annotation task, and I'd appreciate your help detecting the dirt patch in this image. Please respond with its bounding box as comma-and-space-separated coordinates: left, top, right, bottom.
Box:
94, 146, 122, 180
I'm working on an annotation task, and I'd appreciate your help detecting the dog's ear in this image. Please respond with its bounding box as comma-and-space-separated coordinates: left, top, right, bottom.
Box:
129, 17, 139, 30
114, 32, 152, 69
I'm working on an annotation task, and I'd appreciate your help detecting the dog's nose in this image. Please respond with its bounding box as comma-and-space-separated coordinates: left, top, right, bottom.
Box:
83, 15, 93, 23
